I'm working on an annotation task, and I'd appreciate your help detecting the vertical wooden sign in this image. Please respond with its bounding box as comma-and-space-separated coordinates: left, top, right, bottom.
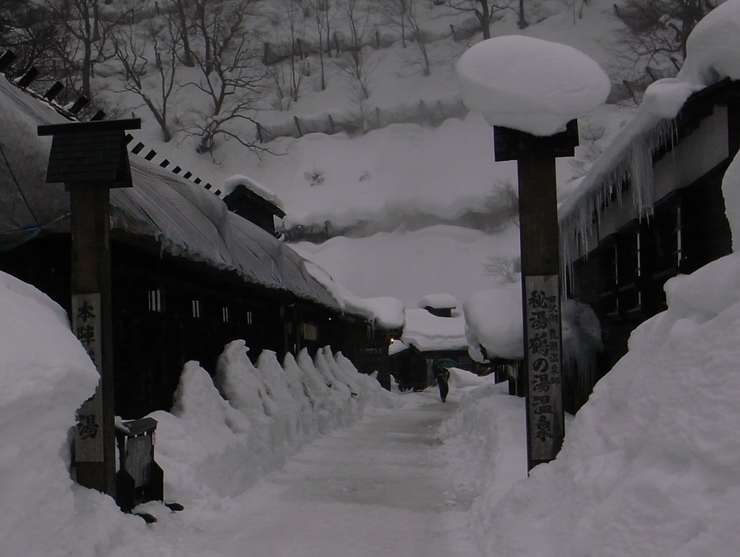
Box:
523, 275, 564, 466
493, 122, 578, 471
38, 118, 140, 498
72, 293, 104, 463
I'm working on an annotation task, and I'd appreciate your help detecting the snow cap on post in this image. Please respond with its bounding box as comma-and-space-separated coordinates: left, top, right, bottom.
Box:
456, 36, 610, 136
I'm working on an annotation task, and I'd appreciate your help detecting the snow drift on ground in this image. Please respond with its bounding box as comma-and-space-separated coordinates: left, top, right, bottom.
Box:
463, 5, 740, 555
0, 271, 152, 556
0, 270, 404, 556
469, 248, 740, 557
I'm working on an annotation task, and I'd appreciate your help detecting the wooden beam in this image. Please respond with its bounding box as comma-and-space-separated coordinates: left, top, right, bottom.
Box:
494, 122, 577, 471
38, 118, 141, 137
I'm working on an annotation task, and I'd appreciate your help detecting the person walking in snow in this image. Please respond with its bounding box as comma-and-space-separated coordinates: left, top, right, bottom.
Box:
434, 362, 451, 403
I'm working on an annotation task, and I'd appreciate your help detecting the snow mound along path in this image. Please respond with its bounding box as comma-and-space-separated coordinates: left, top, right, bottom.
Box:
0, 271, 154, 556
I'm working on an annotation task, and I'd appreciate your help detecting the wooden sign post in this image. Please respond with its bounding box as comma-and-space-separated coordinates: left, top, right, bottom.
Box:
493, 121, 579, 471
38, 118, 140, 496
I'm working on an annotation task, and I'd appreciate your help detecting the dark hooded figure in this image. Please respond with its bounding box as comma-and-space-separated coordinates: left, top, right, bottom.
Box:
433, 362, 451, 402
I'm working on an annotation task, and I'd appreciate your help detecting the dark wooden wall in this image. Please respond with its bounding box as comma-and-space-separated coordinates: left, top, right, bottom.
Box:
569, 156, 733, 412
0, 233, 384, 418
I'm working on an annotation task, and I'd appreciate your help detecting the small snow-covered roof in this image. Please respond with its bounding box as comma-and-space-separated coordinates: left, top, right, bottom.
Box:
418, 293, 457, 310
223, 174, 285, 212
456, 36, 610, 136
560, 0, 740, 261
401, 308, 467, 352
0, 75, 338, 310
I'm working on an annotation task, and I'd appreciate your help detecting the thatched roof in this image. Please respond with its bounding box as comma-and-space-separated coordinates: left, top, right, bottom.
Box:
0, 75, 339, 310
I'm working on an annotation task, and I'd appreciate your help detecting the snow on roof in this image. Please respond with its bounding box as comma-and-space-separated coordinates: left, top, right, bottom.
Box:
223, 174, 285, 211
302, 261, 405, 329
455, 35, 610, 136
560, 0, 740, 261
0, 75, 338, 311
401, 307, 467, 353
463, 285, 523, 361
418, 293, 458, 310
388, 338, 408, 356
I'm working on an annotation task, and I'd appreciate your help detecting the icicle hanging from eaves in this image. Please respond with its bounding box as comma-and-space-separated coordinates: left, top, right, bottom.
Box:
559, 108, 679, 270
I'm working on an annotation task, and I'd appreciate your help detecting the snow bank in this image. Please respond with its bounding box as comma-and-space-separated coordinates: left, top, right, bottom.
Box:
438, 383, 527, 523
154, 342, 399, 504
456, 36, 610, 136
0, 271, 156, 556
0, 272, 400, 556
471, 248, 740, 556
447, 366, 490, 389
241, 113, 516, 231
721, 130, 740, 251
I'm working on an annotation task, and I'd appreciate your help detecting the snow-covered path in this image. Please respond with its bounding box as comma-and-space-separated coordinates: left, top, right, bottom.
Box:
164, 395, 480, 557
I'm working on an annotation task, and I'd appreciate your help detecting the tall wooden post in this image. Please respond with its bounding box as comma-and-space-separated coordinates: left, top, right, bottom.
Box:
38, 119, 141, 496
493, 121, 579, 471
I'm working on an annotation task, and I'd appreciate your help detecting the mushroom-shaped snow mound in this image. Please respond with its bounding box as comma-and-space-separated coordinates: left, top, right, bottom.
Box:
456, 35, 610, 136
679, 0, 740, 86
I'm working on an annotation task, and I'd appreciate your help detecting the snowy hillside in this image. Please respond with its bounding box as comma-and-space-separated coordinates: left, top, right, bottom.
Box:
80, 0, 642, 308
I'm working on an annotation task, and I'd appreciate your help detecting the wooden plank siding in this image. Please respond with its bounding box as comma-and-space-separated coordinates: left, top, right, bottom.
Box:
566, 83, 740, 410
0, 233, 380, 418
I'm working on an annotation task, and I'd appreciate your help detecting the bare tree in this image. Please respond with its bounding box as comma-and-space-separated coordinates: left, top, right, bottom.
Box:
110, 17, 181, 142
43, 0, 121, 100
373, 0, 409, 47
483, 255, 520, 283
517, 0, 527, 28
0, 1, 59, 78
485, 179, 519, 230
335, 0, 374, 99
308, 0, 338, 90
170, 0, 195, 67
375, 0, 431, 75
612, 0, 718, 70
446, 0, 506, 40
184, 0, 267, 154
265, 0, 309, 110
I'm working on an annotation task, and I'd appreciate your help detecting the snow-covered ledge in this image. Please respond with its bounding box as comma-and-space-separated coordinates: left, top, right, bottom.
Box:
560, 0, 740, 264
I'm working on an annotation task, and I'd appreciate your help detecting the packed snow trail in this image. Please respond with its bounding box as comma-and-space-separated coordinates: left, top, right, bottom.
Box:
162, 394, 480, 557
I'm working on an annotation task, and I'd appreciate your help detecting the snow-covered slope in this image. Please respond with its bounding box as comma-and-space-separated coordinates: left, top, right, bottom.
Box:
106, 0, 631, 309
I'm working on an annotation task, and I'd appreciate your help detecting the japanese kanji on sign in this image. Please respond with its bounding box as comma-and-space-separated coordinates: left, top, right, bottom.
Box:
523, 275, 564, 463
72, 293, 104, 463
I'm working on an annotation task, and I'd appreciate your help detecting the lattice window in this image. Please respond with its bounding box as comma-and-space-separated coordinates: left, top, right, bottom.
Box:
147, 288, 163, 312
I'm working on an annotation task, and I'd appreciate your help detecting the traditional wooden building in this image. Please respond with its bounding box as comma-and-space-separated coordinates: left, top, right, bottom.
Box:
389, 296, 476, 391
561, 78, 740, 410
0, 71, 389, 419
